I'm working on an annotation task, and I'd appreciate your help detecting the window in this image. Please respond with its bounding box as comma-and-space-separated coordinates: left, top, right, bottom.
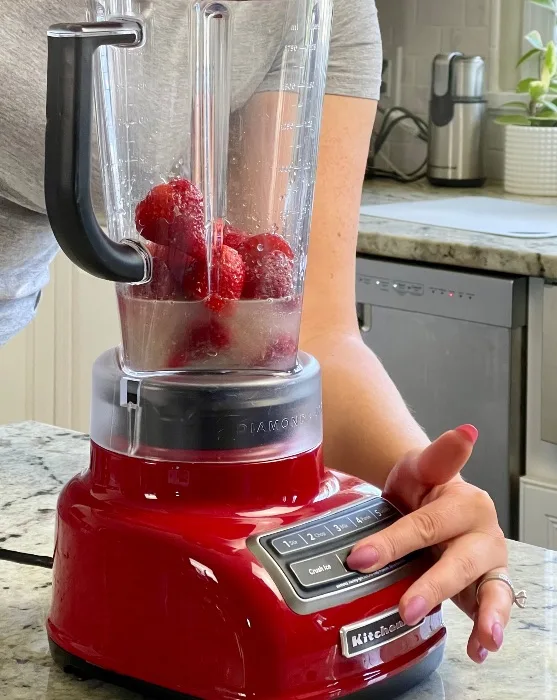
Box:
497, 0, 556, 92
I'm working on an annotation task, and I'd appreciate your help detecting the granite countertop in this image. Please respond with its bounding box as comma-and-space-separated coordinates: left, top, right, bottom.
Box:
1, 421, 556, 699
358, 180, 557, 279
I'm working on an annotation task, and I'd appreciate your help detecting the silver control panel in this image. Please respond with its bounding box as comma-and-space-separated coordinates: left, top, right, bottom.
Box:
356, 257, 527, 329
248, 497, 420, 615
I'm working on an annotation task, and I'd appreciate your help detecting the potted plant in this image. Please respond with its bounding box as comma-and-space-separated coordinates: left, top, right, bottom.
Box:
496, 0, 557, 196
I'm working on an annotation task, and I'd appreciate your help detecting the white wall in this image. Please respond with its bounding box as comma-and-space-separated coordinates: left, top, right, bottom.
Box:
374, 0, 545, 181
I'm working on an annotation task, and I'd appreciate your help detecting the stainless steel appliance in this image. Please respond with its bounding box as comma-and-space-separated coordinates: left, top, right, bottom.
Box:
427, 52, 487, 187
356, 256, 528, 539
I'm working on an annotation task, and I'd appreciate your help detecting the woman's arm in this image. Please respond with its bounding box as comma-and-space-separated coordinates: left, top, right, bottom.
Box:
301, 94, 430, 487
229, 90, 512, 664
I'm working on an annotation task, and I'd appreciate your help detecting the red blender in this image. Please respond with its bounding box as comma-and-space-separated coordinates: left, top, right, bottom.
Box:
44, 2, 446, 698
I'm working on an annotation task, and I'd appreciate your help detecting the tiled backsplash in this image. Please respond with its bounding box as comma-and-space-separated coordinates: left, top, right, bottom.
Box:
376, 0, 504, 180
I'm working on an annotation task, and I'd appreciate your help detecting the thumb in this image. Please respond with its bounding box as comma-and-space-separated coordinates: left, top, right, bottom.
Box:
384, 425, 478, 511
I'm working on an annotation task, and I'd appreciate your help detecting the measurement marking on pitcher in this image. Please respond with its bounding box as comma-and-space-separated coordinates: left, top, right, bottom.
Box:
280, 119, 315, 132
279, 164, 313, 173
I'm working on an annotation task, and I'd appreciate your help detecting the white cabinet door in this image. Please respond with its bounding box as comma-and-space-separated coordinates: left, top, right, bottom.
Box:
520, 477, 557, 550
52, 254, 121, 433
0, 253, 121, 433
0, 263, 56, 425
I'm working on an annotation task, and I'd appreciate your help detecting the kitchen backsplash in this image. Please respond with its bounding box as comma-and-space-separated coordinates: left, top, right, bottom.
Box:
376, 0, 504, 181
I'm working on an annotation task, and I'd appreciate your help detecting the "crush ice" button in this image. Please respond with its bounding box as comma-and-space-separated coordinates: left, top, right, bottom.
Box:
290, 552, 351, 588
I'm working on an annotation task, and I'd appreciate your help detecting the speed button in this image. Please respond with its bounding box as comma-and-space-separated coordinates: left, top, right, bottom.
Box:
290, 552, 351, 589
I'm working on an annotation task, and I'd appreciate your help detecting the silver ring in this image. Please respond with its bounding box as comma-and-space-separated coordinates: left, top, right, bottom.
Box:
476, 573, 527, 609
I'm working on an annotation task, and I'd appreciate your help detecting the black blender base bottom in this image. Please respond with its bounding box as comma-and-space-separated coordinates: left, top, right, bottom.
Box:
49, 637, 444, 700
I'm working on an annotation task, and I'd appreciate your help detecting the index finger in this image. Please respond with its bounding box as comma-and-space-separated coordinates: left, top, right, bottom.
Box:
384, 427, 477, 513
346, 499, 474, 573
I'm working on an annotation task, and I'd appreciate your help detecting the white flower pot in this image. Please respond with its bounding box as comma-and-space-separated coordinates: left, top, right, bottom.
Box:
503, 125, 557, 197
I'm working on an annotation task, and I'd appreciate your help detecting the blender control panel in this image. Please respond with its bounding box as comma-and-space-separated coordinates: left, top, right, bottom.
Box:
249, 497, 420, 615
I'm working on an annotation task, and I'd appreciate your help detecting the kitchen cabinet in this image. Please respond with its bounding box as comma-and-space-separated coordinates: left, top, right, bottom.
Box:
520, 477, 557, 550
0, 254, 120, 433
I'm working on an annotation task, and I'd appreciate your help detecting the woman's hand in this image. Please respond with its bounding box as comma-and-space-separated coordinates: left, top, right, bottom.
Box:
346, 426, 511, 664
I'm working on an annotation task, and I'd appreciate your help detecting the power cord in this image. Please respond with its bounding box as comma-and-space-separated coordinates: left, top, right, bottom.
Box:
367, 105, 429, 183
0, 547, 54, 569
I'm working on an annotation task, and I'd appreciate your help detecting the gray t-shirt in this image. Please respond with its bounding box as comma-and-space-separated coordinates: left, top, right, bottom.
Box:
0, 0, 381, 345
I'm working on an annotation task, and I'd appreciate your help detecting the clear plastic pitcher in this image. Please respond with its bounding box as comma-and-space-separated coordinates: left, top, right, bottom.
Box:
45, 0, 333, 374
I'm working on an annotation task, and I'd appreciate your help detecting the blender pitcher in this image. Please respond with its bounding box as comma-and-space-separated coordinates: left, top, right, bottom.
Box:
45, 0, 333, 374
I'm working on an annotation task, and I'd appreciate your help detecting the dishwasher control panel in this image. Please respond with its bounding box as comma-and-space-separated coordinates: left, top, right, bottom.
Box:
356, 257, 526, 328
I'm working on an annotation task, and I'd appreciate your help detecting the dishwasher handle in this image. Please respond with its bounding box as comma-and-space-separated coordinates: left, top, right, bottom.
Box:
357, 302, 372, 333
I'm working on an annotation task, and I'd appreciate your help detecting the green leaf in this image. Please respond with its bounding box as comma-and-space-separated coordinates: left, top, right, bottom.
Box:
525, 30, 544, 50
517, 77, 536, 93
544, 41, 557, 80
517, 47, 542, 67
500, 101, 529, 111
494, 115, 533, 126
531, 114, 557, 123
529, 79, 547, 100
540, 99, 557, 112
530, 0, 557, 11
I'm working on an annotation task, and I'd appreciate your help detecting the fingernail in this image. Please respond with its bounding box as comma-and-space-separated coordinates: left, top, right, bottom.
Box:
403, 596, 429, 626
455, 424, 479, 445
346, 545, 379, 572
478, 647, 488, 663
491, 622, 504, 650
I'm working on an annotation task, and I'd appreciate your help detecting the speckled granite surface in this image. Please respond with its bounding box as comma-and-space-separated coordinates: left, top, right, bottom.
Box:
1, 422, 555, 699
359, 180, 557, 278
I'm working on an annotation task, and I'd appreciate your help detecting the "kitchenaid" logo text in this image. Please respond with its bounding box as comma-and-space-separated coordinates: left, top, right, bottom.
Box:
340, 609, 417, 658
351, 620, 405, 648
237, 405, 322, 436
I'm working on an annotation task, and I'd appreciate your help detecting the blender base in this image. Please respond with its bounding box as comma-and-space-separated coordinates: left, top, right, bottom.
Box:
48, 637, 445, 700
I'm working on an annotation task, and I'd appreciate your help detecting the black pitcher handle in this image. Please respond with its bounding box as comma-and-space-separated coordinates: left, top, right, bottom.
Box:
45, 21, 147, 283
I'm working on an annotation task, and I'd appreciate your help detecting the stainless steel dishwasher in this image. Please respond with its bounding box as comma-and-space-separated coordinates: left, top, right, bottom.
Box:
356, 256, 528, 539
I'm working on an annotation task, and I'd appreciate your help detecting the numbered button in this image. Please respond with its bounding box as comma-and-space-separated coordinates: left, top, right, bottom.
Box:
271, 533, 307, 555
349, 509, 377, 529
370, 501, 398, 522
327, 516, 357, 537
300, 525, 334, 546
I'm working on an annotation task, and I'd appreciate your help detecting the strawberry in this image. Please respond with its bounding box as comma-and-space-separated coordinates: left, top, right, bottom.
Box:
182, 256, 209, 301
189, 318, 231, 359
238, 232, 294, 260
140, 239, 198, 296
237, 232, 294, 299
261, 334, 298, 367
144, 240, 169, 262
223, 224, 250, 251
182, 245, 245, 309
241, 249, 294, 299
167, 318, 230, 368
166, 247, 197, 288
208, 245, 245, 311
135, 178, 205, 258
131, 256, 178, 300
168, 214, 206, 260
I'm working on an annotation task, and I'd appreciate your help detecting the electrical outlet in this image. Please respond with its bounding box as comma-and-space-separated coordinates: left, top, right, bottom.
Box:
381, 59, 392, 98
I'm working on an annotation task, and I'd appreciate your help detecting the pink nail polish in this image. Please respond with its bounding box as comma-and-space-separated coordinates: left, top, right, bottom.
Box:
478, 647, 488, 663
403, 596, 429, 626
492, 622, 504, 650
346, 545, 379, 572
455, 424, 479, 445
